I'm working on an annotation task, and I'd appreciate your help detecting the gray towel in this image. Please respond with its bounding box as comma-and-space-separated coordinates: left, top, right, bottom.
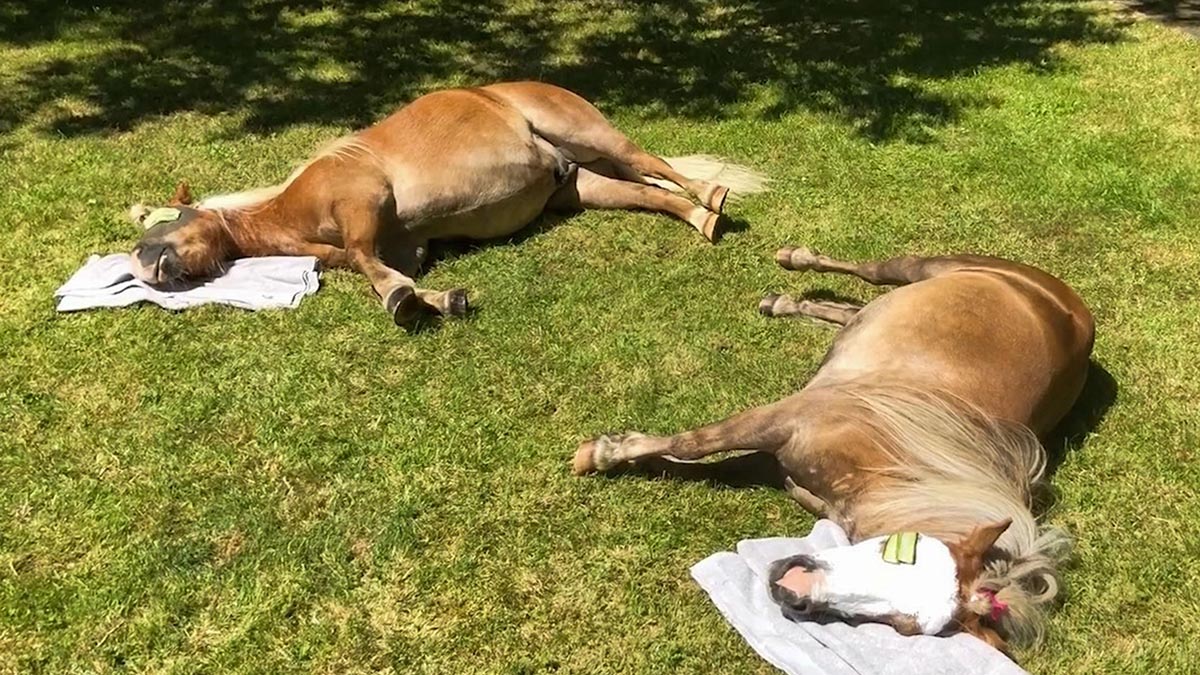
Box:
55, 254, 320, 312
690, 520, 1028, 675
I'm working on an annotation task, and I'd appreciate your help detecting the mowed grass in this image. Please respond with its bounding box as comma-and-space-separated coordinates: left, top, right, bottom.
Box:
1, 1, 1199, 672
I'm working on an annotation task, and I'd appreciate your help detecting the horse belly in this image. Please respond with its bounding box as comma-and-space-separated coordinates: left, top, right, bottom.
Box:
409, 174, 558, 240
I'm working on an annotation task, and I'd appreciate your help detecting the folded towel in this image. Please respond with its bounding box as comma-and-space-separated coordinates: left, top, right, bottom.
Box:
690, 520, 1029, 675
55, 254, 320, 312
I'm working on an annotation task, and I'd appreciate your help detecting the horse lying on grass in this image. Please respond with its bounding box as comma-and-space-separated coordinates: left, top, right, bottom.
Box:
573, 249, 1095, 654
127, 82, 766, 326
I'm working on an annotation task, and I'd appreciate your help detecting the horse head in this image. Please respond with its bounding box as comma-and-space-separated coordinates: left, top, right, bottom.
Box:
129, 182, 232, 285
769, 519, 1014, 651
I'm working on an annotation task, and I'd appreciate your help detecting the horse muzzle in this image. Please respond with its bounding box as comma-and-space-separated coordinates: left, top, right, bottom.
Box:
131, 243, 183, 285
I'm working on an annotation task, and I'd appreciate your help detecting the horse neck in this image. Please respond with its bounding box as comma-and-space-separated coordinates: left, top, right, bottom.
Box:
799, 382, 1046, 549
213, 199, 296, 258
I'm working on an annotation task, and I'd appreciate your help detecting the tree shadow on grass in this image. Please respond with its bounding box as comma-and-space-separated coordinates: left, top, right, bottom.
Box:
1, 0, 1123, 140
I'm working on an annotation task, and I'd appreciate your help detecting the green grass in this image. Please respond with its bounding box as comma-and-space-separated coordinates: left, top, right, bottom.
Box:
2, 0, 1199, 672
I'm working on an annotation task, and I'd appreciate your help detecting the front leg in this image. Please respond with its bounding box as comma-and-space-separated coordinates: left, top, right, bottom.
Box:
339, 201, 469, 326
293, 242, 350, 269
783, 476, 830, 517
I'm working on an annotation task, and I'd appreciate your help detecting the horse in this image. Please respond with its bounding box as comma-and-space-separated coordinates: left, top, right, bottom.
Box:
572, 248, 1095, 654
126, 82, 766, 326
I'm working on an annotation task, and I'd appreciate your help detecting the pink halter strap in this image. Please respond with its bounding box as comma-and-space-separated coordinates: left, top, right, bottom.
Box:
977, 588, 1009, 622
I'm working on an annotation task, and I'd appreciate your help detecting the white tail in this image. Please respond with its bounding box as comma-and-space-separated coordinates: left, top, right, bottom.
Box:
651, 155, 771, 198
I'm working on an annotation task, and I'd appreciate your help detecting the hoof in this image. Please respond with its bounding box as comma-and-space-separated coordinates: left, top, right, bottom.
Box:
385, 286, 421, 326
776, 246, 817, 271
446, 288, 469, 318
571, 434, 636, 475
572, 440, 600, 475
701, 211, 723, 242
707, 185, 730, 214
759, 294, 780, 317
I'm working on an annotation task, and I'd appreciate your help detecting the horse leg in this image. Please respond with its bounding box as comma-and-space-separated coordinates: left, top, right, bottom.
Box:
293, 242, 350, 269
483, 84, 729, 212
572, 398, 796, 475
775, 248, 974, 287
758, 294, 862, 324
414, 288, 469, 317
784, 476, 832, 518
582, 140, 730, 214
548, 167, 721, 241
339, 204, 466, 325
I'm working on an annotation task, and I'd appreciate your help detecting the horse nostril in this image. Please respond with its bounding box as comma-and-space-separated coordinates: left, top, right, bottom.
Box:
793, 599, 811, 613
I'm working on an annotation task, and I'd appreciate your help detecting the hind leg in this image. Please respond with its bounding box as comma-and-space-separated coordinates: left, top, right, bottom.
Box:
482, 83, 730, 212
758, 294, 862, 324
775, 248, 980, 287
596, 142, 729, 214
549, 167, 722, 241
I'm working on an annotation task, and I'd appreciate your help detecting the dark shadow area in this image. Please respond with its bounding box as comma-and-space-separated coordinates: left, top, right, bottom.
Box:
405, 209, 569, 276
1, 0, 1122, 139
607, 451, 787, 490
714, 215, 750, 241
1029, 360, 1117, 513
1118, 0, 1200, 37
798, 289, 867, 307
1043, 359, 1118, 476
408, 205, 737, 277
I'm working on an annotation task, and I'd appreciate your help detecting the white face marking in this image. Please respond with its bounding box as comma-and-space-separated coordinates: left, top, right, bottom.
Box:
776, 534, 960, 635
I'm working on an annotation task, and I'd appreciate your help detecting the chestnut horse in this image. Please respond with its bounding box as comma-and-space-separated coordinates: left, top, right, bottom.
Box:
573, 249, 1095, 653
127, 82, 765, 326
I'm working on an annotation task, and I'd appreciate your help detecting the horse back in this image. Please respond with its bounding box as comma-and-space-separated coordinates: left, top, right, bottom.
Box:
812, 259, 1094, 434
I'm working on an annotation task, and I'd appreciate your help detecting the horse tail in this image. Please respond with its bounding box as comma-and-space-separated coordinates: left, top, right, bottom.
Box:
835, 385, 1071, 646
649, 155, 770, 198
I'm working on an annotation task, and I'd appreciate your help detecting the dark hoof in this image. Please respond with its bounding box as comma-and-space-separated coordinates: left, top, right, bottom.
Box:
759, 294, 780, 317
385, 286, 421, 326
446, 288, 469, 318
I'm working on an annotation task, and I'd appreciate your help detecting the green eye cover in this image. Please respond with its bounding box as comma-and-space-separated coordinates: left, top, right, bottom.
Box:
144, 207, 182, 228
882, 532, 919, 565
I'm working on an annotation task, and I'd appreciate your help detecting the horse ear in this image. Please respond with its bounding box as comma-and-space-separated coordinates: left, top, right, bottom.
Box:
170, 181, 194, 206
949, 518, 1012, 580
960, 519, 1012, 557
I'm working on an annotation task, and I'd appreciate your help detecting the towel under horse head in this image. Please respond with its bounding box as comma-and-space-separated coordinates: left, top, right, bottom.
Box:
126, 81, 767, 326
574, 250, 1095, 654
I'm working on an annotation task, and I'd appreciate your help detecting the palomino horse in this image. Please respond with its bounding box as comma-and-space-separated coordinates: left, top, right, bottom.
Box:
127, 82, 765, 326
573, 249, 1095, 653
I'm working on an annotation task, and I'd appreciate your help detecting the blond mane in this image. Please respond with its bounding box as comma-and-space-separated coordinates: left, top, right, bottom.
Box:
839, 385, 1071, 646
197, 135, 379, 211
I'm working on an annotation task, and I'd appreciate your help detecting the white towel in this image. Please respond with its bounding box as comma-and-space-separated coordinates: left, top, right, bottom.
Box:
55, 254, 320, 312
690, 520, 1029, 675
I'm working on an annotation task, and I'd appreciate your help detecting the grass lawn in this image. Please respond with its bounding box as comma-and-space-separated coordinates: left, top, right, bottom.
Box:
2, 0, 1199, 672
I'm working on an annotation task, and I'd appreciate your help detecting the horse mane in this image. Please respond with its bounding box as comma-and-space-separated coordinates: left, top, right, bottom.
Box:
838, 384, 1071, 646
196, 135, 379, 211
